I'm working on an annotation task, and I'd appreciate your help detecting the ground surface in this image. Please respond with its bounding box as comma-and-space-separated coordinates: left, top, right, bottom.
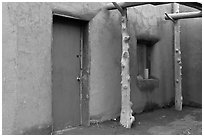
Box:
55, 106, 202, 135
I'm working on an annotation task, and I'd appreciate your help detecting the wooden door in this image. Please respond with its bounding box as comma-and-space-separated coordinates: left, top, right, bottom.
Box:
52, 15, 82, 131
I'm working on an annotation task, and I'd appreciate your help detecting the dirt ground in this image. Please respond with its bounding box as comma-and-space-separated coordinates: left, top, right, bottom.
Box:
55, 106, 202, 135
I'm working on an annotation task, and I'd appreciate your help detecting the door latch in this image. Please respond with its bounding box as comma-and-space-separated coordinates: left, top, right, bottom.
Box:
76, 55, 81, 58
77, 76, 81, 81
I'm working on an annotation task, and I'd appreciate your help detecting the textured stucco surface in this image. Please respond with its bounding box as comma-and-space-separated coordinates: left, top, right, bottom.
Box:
128, 4, 174, 113
89, 4, 175, 121
2, 2, 105, 134
180, 5, 202, 106
89, 9, 122, 121
2, 2, 53, 134
3, 2, 201, 135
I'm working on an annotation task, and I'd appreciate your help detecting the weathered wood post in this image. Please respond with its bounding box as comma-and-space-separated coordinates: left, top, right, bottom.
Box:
165, 3, 201, 111
112, 2, 135, 128
120, 8, 135, 128
111, 2, 134, 128
173, 3, 182, 111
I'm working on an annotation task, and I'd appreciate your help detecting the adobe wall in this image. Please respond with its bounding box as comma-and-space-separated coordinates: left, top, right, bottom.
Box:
2, 2, 105, 134
89, 4, 175, 121
3, 2, 175, 134
180, 5, 202, 106
3, 2, 201, 135
89, 9, 122, 121
129, 4, 174, 113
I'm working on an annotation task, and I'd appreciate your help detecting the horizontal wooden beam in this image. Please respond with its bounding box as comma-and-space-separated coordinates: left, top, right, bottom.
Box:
177, 2, 202, 11
165, 11, 202, 20
105, 2, 202, 11
105, 2, 170, 10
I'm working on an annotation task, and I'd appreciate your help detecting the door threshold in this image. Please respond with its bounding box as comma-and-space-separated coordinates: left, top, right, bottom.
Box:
52, 126, 79, 135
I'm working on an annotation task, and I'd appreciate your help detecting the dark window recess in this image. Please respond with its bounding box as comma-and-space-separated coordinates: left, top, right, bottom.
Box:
137, 40, 152, 79
136, 39, 159, 91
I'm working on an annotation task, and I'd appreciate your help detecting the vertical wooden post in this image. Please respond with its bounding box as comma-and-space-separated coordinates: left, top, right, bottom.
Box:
173, 3, 182, 111
120, 8, 135, 128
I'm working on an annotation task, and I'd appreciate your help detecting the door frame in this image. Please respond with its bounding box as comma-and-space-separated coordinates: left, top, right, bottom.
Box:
51, 12, 90, 132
